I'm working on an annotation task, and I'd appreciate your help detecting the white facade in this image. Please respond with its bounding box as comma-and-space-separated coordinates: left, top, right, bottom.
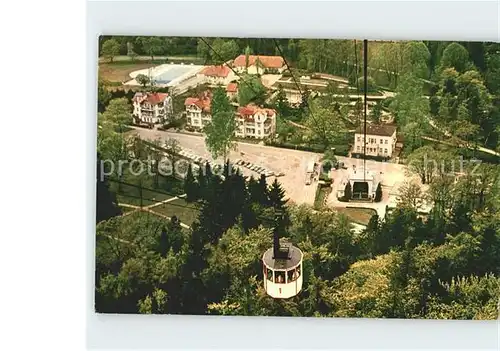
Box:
185, 104, 211, 130
337, 167, 381, 201
235, 106, 277, 139
184, 93, 212, 131
198, 72, 235, 86
235, 64, 285, 75
353, 126, 397, 158
132, 93, 173, 125
197, 65, 235, 86
232, 55, 285, 75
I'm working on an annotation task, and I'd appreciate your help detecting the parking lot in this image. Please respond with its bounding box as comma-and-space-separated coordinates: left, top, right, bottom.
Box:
133, 128, 322, 205
132, 128, 417, 210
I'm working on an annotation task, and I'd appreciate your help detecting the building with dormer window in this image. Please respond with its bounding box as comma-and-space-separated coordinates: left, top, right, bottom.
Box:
235, 104, 276, 139
184, 91, 212, 130
132, 92, 173, 125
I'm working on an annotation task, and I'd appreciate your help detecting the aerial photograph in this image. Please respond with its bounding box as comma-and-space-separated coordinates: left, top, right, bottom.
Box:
95, 36, 499, 319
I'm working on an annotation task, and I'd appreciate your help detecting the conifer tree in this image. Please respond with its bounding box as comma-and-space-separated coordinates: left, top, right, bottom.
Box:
375, 183, 383, 202
257, 174, 269, 205
158, 226, 169, 258
205, 162, 213, 180
268, 178, 288, 210
184, 163, 198, 202
96, 153, 121, 223
268, 178, 290, 228
247, 176, 260, 203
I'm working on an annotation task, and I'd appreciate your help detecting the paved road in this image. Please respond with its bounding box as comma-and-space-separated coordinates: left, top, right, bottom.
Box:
131, 127, 321, 205
426, 119, 500, 157
130, 127, 412, 212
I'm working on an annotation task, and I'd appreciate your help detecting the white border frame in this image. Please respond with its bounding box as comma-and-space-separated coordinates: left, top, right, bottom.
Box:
87, 1, 500, 349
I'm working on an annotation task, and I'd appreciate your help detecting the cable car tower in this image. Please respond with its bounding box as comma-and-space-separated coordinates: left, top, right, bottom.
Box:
262, 210, 303, 299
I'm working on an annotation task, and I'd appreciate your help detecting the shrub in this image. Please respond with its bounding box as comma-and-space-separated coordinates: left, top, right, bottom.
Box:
351, 153, 389, 162
357, 76, 379, 93
343, 182, 352, 201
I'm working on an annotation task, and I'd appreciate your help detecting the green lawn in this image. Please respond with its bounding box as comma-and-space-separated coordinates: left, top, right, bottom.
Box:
111, 175, 185, 207
119, 204, 136, 211
334, 207, 377, 225
150, 198, 199, 226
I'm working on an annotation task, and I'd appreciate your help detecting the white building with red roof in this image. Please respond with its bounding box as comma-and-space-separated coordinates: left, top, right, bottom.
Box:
226, 82, 238, 100
197, 65, 235, 86
235, 104, 276, 139
232, 55, 285, 75
184, 91, 212, 130
132, 92, 173, 125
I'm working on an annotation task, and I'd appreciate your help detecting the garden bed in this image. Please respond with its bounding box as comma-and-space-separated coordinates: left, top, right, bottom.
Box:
314, 185, 332, 210
334, 207, 377, 225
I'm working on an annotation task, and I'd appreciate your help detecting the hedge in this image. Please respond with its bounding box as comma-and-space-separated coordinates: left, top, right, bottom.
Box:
266, 141, 326, 153
266, 142, 350, 156
351, 153, 390, 162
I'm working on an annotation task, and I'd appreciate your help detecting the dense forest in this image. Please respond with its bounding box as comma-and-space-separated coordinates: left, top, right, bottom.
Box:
96, 147, 499, 318
99, 36, 500, 154
96, 37, 500, 318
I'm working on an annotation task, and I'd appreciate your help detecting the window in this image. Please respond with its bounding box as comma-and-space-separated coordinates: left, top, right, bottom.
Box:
267, 268, 273, 282
288, 267, 301, 282
357, 137, 361, 142
275, 271, 285, 284
357, 146, 360, 151
384, 148, 388, 153
385, 139, 388, 144
380, 139, 383, 144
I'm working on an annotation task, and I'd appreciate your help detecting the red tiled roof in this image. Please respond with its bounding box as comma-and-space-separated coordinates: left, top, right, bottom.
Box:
146, 93, 169, 105
237, 104, 276, 122
233, 55, 285, 69
200, 65, 231, 78
226, 82, 238, 93
133, 92, 169, 105
184, 93, 211, 112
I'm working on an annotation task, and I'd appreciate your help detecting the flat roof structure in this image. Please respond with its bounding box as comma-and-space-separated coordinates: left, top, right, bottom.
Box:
349, 167, 375, 182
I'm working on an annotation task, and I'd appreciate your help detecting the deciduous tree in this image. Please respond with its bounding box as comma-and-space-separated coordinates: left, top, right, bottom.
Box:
102, 39, 121, 63
102, 97, 132, 132
136, 74, 150, 88
204, 111, 236, 161
238, 74, 267, 106
439, 42, 473, 73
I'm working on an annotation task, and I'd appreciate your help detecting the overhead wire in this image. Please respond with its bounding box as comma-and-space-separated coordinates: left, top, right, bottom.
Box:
199, 37, 264, 99
272, 39, 323, 132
